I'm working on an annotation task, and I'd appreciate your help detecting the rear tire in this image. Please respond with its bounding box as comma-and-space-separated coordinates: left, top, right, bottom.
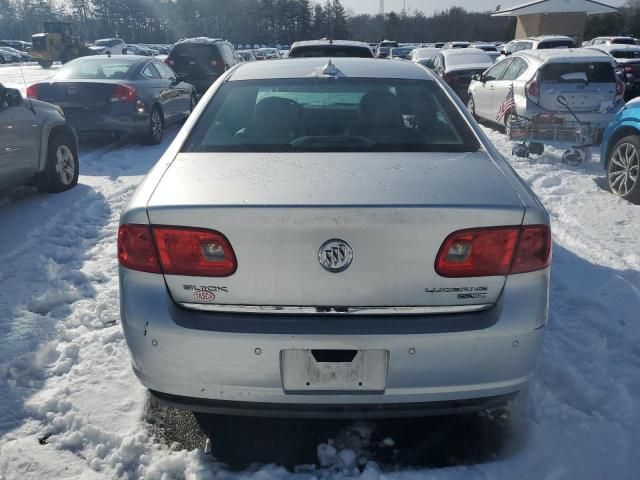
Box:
38, 131, 79, 193
144, 106, 164, 145
607, 135, 640, 203
467, 95, 477, 120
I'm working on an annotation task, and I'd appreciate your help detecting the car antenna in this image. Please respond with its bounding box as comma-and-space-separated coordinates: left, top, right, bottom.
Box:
18, 57, 36, 114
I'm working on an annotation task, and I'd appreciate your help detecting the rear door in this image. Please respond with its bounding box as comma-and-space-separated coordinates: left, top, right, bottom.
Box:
538, 61, 617, 113
474, 58, 512, 119
0, 96, 38, 187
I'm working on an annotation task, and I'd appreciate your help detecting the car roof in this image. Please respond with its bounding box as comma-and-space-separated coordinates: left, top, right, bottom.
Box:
517, 48, 613, 63
291, 40, 371, 48
228, 57, 435, 81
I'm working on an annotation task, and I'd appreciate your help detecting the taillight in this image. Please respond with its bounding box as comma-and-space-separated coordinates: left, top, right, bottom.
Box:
526, 74, 540, 100
510, 225, 552, 274
118, 225, 238, 276
152, 227, 237, 277
110, 84, 137, 103
26, 84, 38, 98
118, 225, 161, 274
435, 225, 551, 277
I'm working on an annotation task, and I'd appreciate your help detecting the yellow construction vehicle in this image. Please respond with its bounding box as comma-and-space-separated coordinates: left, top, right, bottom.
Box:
30, 21, 92, 68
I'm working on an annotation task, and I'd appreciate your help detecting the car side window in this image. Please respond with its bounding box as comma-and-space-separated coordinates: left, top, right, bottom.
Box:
155, 62, 176, 80
484, 58, 513, 81
502, 58, 528, 81
142, 63, 161, 80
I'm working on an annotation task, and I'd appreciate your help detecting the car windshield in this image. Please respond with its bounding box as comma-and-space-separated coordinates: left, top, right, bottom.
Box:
390, 48, 413, 56
54, 59, 135, 80
537, 40, 574, 49
183, 78, 479, 153
290, 46, 372, 58
446, 52, 493, 66
611, 49, 640, 59
540, 62, 615, 83
611, 38, 636, 45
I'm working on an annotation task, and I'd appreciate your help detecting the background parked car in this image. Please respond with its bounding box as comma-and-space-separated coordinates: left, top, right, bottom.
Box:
428, 48, 495, 101
472, 43, 501, 62
587, 44, 640, 100
0, 47, 22, 63
600, 99, 640, 203
468, 49, 624, 135
584, 36, 637, 46
27, 56, 197, 144
90, 38, 128, 55
0, 83, 78, 194
496, 35, 575, 62
388, 46, 414, 60
288, 40, 373, 58
166, 37, 241, 96
407, 47, 440, 65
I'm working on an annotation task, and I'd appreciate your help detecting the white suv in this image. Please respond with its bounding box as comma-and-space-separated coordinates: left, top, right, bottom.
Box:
468, 48, 624, 132
89, 38, 128, 55
496, 35, 575, 63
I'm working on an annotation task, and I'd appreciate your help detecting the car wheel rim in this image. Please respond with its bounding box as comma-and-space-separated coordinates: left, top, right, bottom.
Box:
609, 142, 639, 196
55, 145, 75, 186
151, 111, 162, 139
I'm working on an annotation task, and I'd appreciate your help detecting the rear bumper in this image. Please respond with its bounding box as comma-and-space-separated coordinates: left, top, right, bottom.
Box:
150, 390, 518, 418
120, 267, 549, 417
64, 110, 148, 136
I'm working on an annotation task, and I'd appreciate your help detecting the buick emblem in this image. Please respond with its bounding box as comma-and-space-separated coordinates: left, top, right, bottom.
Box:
318, 239, 353, 273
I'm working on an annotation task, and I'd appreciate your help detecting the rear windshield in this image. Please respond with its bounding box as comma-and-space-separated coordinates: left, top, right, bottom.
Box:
446, 53, 493, 66
54, 59, 135, 80
289, 46, 373, 58
540, 62, 615, 83
170, 43, 220, 64
183, 78, 479, 153
611, 50, 640, 59
537, 40, 575, 49
611, 38, 636, 45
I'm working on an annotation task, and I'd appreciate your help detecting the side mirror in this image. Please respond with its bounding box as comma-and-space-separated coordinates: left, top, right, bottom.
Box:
5, 88, 22, 107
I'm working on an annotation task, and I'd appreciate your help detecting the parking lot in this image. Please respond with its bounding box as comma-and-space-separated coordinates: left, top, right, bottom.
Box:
0, 62, 639, 479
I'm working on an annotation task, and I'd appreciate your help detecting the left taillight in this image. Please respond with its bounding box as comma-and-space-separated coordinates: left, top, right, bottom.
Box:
26, 84, 38, 98
118, 225, 238, 277
152, 227, 237, 277
118, 225, 161, 273
435, 225, 551, 278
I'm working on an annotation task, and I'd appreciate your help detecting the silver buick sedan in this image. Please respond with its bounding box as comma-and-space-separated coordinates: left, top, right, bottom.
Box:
118, 58, 551, 418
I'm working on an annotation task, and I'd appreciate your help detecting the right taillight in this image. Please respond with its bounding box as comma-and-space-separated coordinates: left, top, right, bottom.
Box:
435, 225, 551, 278
118, 225, 237, 277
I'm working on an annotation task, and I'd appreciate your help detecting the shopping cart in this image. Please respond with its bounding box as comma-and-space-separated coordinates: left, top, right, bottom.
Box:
507, 96, 606, 165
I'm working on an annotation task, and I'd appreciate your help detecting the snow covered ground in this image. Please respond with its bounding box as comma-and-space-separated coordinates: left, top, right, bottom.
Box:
0, 64, 639, 479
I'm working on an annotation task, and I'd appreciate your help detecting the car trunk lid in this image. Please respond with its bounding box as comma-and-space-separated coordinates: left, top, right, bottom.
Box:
538, 61, 617, 113
35, 81, 122, 108
146, 152, 526, 309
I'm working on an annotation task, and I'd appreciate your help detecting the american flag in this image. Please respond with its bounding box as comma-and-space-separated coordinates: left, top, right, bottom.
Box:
496, 85, 516, 122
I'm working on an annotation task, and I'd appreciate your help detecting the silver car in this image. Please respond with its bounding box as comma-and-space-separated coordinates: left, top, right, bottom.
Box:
468, 48, 625, 133
119, 58, 551, 418
0, 84, 78, 193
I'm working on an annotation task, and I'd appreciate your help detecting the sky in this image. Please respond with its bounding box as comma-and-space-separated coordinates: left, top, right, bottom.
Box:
339, 0, 627, 15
